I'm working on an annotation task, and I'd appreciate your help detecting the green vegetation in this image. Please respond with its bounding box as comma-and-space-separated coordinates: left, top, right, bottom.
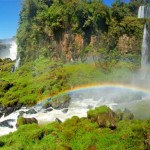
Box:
1, 0, 150, 149
17, 0, 144, 63
0, 106, 150, 149
87, 105, 111, 119
0, 57, 137, 107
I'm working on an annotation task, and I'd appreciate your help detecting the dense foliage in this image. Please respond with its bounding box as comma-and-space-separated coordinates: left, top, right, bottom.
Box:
0, 57, 136, 106
17, 0, 144, 63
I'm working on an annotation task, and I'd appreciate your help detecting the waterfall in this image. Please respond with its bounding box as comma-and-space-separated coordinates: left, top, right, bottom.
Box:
14, 57, 20, 70
138, 5, 150, 78
9, 41, 17, 61
138, 6, 150, 19
141, 24, 150, 67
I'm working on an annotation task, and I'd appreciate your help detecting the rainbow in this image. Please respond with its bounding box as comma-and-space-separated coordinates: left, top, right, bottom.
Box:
67, 83, 150, 93
39, 82, 150, 103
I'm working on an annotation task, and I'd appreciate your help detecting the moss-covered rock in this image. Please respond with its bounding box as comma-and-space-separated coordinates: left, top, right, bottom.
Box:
43, 93, 71, 109
87, 105, 117, 129
16, 117, 38, 128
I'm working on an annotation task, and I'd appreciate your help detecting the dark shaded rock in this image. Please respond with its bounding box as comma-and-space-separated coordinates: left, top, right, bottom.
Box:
15, 103, 22, 110
42, 103, 52, 109
62, 108, 68, 113
26, 109, 37, 114
16, 117, 38, 128
2, 104, 22, 117
0, 112, 3, 118
4, 107, 14, 117
0, 119, 15, 128
55, 118, 62, 123
17, 111, 25, 118
44, 108, 53, 113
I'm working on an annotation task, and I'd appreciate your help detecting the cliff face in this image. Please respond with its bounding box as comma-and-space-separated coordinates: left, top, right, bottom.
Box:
17, 0, 144, 64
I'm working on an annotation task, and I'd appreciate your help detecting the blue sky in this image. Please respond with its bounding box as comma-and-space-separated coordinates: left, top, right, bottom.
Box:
0, 0, 129, 39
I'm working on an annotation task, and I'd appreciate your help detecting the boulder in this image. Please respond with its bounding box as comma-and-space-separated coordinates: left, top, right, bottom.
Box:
0, 119, 15, 128
3, 104, 22, 117
44, 108, 53, 113
16, 117, 38, 128
87, 105, 117, 129
0, 112, 3, 118
62, 108, 68, 113
4, 107, 14, 117
26, 109, 37, 114
55, 118, 62, 123
17, 111, 25, 118
43, 93, 71, 110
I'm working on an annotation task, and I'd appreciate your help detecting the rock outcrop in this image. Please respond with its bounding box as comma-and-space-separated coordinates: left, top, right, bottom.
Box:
87, 105, 117, 129
16, 117, 38, 128
42, 93, 71, 110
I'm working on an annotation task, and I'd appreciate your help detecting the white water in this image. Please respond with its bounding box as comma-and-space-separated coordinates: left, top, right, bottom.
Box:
138, 6, 150, 18
14, 57, 20, 70
0, 87, 150, 137
9, 41, 17, 61
141, 24, 150, 78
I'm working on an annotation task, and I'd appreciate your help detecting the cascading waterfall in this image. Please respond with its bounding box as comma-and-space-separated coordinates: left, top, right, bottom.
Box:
14, 57, 20, 70
141, 24, 150, 69
138, 6, 150, 18
138, 5, 150, 78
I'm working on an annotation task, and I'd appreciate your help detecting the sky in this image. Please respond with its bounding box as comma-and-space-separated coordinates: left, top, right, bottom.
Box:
0, 0, 130, 39
0, 0, 22, 39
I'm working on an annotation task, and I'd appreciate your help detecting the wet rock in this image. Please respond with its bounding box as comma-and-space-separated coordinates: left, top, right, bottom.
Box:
43, 93, 71, 110
42, 103, 52, 109
0, 119, 15, 128
44, 108, 53, 113
0, 113, 3, 118
16, 117, 38, 128
4, 107, 14, 117
26, 109, 37, 114
2, 104, 22, 117
55, 118, 62, 123
62, 108, 68, 113
15, 103, 22, 110
18, 111, 25, 118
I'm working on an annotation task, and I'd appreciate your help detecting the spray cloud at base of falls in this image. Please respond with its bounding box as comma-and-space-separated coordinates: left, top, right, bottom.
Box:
1, 83, 150, 137
0, 39, 17, 61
